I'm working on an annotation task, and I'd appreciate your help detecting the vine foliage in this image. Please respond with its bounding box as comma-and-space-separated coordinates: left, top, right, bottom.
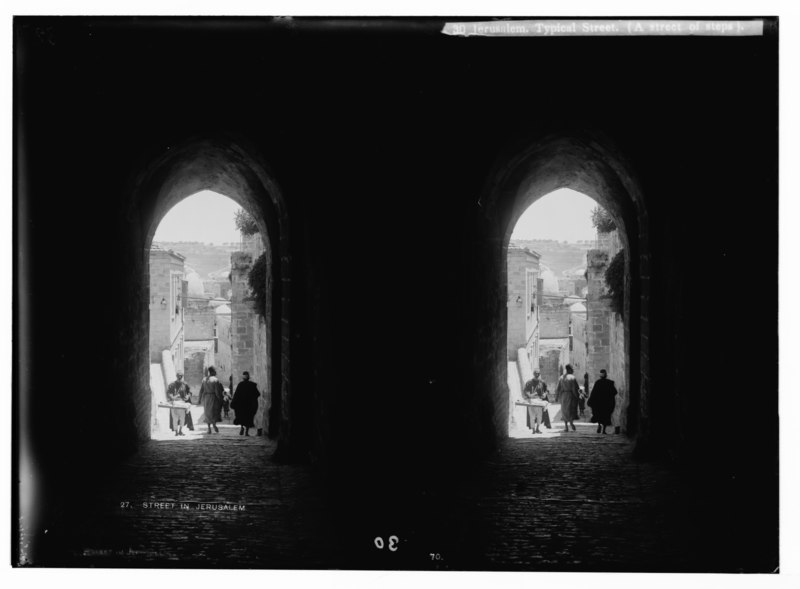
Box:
247, 252, 268, 320
591, 206, 617, 233
604, 250, 625, 315
234, 209, 259, 236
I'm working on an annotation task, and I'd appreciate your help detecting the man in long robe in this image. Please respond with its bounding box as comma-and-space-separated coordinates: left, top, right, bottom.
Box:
199, 366, 224, 434
231, 371, 260, 436
588, 369, 618, 434
555, 364, 581, 432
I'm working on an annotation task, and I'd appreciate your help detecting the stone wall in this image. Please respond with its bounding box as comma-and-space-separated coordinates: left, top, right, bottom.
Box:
586, 249, 629, 432
609, 312, 628, 431
184, 308, 216, 341
203, 281, 221, 298
559, 277, 587, 297
571, 312, 588, 383
506, 247, 540, 361
586, 250, 612, 380
215, 313, 233, 387
183, 347, 210, 394
200, 280, 232, 299
230, 252, 254, 385
540, 307, 570, 339
538, 348, 562, 392
252, 311, 270, 428
149, 248, 185, 364
230, 252, 270, 426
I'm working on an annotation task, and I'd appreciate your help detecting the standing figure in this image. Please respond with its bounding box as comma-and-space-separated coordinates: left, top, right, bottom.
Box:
578, 372, 589, 418
167, 371, 193, 436
198, 366, 224, 434
254, 392, 267, 436
222, 388, 232, 420
588, 369, 618, 434
522, 370, 549, 434
231, 371, 260, 436
555, 364, 581, 432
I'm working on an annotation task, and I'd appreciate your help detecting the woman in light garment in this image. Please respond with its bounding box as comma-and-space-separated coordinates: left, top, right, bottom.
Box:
555, 364, 581, 432
198, 366, 225, 434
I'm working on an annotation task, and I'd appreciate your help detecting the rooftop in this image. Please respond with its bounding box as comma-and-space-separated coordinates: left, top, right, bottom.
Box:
149, 243, 186, 261
507, 243, 542, 258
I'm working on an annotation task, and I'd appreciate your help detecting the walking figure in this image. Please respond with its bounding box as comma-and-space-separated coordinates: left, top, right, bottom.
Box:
555, 364, 581, 432
231, 371, 260, 436
588, 369, 618, 434
198, 366, 224, 434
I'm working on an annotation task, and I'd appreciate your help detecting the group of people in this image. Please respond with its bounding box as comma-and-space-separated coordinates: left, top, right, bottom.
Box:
522, 365, 619, 435
166, 367, 264, 437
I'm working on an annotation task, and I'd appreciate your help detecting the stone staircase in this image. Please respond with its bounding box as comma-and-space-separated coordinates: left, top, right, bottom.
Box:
150, 361, 169, 435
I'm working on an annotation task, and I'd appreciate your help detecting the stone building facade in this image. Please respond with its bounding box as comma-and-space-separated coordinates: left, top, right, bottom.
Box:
183, 343, 213, 397
585, 249, 613, 382
585, 239, 628, 431
539, 307, 570, 339
184, 307, 216, 341
506, 245, 541, 366
180, 303, 234, 397
214, 304, 233, 389
230, 251, 270, 428
148, 245, 186, 368
538, 345, 569, 391
608, 312, 627, 430
570, 307, 588, 384
203, 280, 221, 298
241, 232, 266, 258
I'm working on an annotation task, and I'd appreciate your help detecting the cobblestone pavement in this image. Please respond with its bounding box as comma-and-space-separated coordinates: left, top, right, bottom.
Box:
51, 417, 713, 571
443, 420, 705, 572
338, 418, 711, 572
54, 422, 335, 569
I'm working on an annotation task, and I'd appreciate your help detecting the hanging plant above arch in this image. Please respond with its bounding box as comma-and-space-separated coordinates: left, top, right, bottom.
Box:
604, 250, 625, 316
234, 208, 259, 236
247, 252, 268, 320
591, 206, 617, 234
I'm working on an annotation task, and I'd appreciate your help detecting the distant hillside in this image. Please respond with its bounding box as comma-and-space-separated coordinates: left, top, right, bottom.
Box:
154, 241, 235, 280
510, 239, 591, 277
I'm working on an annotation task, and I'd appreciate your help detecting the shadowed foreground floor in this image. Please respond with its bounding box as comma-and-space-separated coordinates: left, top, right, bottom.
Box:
38, 420, 752, 571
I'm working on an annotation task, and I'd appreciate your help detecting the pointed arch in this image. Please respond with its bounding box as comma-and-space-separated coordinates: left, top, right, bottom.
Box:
472, 129, 651, 450
124, 135, 293, 448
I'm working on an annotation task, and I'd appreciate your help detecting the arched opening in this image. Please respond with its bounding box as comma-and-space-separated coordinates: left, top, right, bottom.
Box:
506, 188, 630, 439
471, 130, 649, 453
148, 190, 272, 441
126, 136, 292, 452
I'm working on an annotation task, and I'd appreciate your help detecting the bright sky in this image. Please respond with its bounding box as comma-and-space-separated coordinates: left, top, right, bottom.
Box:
510, 188, 598, 242
153, 190, 242, 244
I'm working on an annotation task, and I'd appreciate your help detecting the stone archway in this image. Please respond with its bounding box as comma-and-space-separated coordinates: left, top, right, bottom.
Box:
473, 130, 651, 451
125, 136, 293, 451
505, 188, 626, 437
